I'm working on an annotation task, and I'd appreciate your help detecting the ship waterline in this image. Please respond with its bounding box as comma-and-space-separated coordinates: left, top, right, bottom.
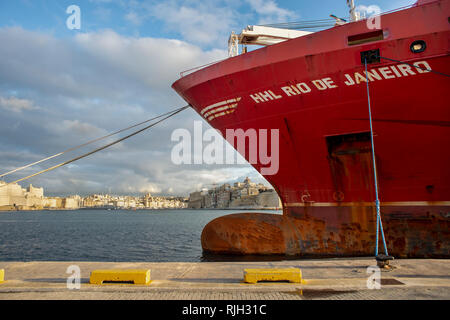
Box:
172, 0, 450, 257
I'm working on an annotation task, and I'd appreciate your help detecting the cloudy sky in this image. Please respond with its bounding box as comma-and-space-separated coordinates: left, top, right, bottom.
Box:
0, 0, 415, 197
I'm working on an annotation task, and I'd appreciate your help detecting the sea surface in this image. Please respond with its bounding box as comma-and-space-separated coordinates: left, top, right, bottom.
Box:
0, 209, 282, 262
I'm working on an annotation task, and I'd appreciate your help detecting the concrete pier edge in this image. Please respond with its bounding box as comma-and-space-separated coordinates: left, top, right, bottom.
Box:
0, 257, 448, 300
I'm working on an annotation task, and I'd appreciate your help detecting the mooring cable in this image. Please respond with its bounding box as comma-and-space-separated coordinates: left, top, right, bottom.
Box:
365, 53, 449, 256
364, 58, 389, 257
378, 55, 450, 78
0, 105, 189, 179
0, 105, 190, 187
363, 53, 449, 258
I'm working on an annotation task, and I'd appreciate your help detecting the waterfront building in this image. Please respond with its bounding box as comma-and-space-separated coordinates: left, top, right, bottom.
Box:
216, 191, 231, 208
187, 177, 281, 209
63, 198, 78, 209
188, 190, 206, 209
0, 181, 44, 210
0, 182, 187, 211
43, 197, 59, 209
256, 190, 282, 208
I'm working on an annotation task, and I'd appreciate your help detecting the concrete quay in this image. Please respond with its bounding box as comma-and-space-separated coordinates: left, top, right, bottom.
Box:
0, 258, 449, 300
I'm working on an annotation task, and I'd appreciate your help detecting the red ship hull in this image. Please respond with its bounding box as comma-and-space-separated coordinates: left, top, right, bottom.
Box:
172, 0, 450, 258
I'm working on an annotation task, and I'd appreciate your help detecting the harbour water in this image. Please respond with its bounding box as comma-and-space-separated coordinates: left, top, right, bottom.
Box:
0, 209, 281, 262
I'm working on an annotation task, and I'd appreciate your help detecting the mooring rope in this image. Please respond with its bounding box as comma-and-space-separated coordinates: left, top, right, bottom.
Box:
363, 54, 449, 257
364, 58, 389, 257
378, 55, 450, 78
0, 105, 190, 187
0, 105, 190, 179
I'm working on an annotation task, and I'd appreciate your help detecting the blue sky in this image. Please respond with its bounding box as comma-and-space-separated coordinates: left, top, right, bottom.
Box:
0, 0, 417, 196
0, 0, 415, 48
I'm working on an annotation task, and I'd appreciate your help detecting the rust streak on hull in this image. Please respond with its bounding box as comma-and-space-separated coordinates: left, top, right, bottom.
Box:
202, 205, 450, 258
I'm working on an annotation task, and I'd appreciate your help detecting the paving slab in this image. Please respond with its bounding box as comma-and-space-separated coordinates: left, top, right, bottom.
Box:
0, 258, 449, 300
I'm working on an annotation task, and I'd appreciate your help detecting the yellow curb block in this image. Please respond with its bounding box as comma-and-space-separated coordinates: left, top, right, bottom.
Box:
0, 269, 4, 283
90, 269, 151, 285
244, 268, 302, 284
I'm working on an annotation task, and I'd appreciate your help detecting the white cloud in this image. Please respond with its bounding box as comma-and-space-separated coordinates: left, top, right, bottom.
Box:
0, 27, 269, 196
0, 27, 226, 102
148, 1, 236, 45
124, 11, 143, 25
142, 0, 296, 45
74, 29, 226, 89
356, 4, 382, 18
53, 120, 107, 138
245, 0, 297, 24
0, 96, 36, 112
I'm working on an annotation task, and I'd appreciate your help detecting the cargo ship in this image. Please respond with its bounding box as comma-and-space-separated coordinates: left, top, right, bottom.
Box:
172, 0, 450, 258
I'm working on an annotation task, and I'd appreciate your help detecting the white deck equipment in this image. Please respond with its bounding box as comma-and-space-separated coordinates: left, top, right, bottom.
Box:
228, 1, 363, 57
228, 25, 312, 57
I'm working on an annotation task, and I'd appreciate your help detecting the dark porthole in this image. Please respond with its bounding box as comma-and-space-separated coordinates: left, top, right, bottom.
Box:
410, 40, 426, 53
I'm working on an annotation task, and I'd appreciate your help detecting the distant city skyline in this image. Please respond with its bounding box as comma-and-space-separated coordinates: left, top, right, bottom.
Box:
1, 176, 279, 211
1, 175, 275, 198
